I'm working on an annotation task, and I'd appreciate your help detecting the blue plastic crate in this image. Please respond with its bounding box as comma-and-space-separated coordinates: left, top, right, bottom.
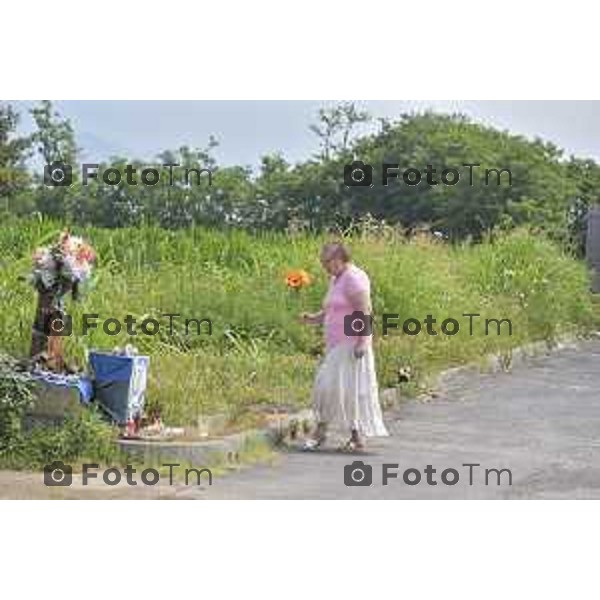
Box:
89, 352, 149, 424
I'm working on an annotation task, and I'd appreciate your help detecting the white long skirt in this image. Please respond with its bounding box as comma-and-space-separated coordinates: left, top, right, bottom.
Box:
313, 344, 389, 438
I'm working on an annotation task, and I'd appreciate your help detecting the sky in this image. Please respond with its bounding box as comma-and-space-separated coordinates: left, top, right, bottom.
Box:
11, 100, 600, 169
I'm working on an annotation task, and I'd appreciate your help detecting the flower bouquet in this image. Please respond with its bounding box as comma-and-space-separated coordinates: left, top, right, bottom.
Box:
29, 230, 96, 306
29, 230, 97, 368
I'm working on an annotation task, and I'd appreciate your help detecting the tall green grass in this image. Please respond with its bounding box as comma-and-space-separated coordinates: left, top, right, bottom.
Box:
0, 216, 595, 425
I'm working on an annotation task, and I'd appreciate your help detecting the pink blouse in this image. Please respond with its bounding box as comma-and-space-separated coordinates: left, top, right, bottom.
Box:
323, 264, 372, 350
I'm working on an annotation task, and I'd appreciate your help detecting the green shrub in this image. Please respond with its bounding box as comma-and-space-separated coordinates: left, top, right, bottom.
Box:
0, 354, 34, 451
0, 408, 122, 470
1, 353, 122, 470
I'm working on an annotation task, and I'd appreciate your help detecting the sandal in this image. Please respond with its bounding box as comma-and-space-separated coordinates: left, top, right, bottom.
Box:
302, 422, 327, 451
302, 438, 323, 451
339, 429, 365, 452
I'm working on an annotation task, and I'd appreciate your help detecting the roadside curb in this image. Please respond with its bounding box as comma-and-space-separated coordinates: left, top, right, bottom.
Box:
116, 409, 315, 466
433, 331, 600, 396
117, 429, 273, 466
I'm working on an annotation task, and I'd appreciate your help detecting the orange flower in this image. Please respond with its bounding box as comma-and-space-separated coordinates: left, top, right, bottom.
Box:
285, 269, 312, 289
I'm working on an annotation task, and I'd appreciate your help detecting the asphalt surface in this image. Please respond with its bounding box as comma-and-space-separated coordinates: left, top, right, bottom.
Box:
2, 339, 600, 499
194, 339, 600, 499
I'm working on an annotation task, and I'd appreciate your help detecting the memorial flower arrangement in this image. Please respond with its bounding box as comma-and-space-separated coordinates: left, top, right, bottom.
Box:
29, 230, 97, 303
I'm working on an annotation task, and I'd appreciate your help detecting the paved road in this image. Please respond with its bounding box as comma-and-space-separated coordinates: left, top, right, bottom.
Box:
2, 340, 599, 499
192, 339, 600, 499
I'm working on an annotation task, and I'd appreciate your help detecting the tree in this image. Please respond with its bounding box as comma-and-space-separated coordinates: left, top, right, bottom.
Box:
30, 100, 77, 166
29, 101, 79, 220
350, 112, 576, 240
0, 103, 32, 212
309, 101, 370, 160
155, 139, 222, 228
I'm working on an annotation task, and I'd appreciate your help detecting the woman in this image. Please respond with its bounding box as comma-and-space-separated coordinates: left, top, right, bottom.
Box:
300, 242, 388, 451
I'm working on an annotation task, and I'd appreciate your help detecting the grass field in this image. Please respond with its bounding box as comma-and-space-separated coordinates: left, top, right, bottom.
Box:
0, 217, 596, 426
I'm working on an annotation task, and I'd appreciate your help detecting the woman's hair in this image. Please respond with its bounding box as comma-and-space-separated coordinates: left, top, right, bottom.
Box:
321, 241, 351, 263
